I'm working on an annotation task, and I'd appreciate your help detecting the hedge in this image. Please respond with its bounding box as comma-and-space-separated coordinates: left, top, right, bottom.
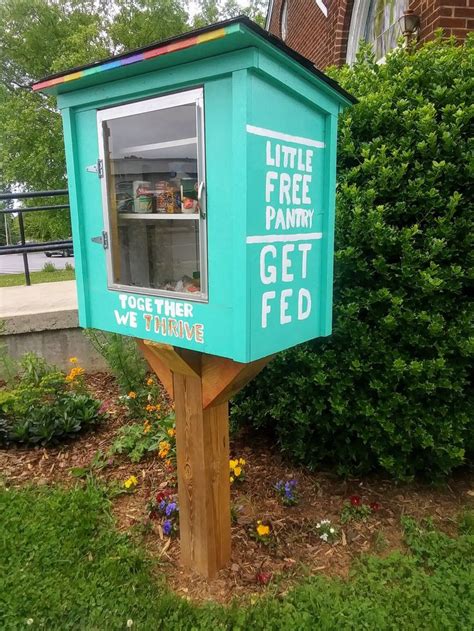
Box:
232, 35, 474, 480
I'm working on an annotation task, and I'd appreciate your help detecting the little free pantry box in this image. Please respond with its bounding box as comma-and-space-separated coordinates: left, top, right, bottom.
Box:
33, 17, 355, 364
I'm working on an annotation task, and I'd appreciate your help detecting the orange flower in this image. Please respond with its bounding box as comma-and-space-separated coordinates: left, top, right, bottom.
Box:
158, 440, 170, 459
128, 391, 137, 399
146, 404, 156, 412
147, 378, 154, 386
65, 366, 85, 383
167, 428, 176, 438
143, 420, 152, 434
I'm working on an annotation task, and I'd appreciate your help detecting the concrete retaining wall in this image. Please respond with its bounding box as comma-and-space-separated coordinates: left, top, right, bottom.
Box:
0, 281, 108, 376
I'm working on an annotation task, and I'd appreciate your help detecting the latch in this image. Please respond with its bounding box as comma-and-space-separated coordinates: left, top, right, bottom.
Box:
90, 231, 109, 249
85, 159, 104, 178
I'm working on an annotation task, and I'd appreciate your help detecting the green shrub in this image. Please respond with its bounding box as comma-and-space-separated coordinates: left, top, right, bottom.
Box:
42, 261, 57, 272
0, 353, 104, 446
233, 36, 474, 480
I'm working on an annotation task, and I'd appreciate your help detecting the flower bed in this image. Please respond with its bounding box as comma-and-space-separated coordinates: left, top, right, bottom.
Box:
0, 370, 472, 603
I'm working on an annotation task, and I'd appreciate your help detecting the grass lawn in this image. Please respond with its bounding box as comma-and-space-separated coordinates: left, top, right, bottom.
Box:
1, 484, 472, 630
0, 268, 75, 287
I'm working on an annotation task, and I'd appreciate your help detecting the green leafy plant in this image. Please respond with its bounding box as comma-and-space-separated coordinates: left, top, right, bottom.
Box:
84, 330, 147, 400
109, 413, 176, 464
458, 509, 474, 536
233, 35, 474, 481
70, 450, 109, 480
42, 261, 56, 272
0, 320, 18, 384
0, 353, 104, 446
341, 496, 373, 523
83, 330, 164, 420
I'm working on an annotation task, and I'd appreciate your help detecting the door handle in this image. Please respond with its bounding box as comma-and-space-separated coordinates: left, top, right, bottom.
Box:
197, 181, 206, 219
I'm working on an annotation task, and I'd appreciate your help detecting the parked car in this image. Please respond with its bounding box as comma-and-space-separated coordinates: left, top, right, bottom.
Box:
45, 246, 74, 257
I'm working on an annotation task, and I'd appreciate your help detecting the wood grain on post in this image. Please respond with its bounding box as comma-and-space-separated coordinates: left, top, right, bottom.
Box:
138, 340, 272, 577
174, 372, 230, 576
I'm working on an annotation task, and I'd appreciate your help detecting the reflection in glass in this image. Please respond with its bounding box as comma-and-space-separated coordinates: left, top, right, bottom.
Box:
101, 95, 204, 297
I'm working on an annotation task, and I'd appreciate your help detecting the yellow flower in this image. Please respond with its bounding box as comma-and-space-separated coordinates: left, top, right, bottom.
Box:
167, 428, 176, 438
128, 391, 137, 399
234, 466, 242, 477
229, 459, 238, 470
69, 357, 78, 364
124, 475, 138, 489
239, 458, 246, 466
147, 378, 154, 386
256, 524, 270, 537
230, 476, 235, 483
143, 421, 151, 434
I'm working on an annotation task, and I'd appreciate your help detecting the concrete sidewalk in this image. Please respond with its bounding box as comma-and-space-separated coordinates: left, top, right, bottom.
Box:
0, 281, 107, 373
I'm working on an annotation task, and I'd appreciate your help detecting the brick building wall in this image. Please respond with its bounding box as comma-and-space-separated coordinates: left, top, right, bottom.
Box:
267, 0, 473, 69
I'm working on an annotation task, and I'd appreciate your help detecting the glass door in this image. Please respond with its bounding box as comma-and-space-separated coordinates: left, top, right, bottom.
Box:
97, 88, 207, 300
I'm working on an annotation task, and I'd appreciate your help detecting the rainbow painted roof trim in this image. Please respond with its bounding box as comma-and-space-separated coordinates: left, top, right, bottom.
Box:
32, 27, 227, 92
32, 17, 356, 104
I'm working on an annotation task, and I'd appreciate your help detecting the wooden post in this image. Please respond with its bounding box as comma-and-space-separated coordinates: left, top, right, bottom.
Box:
137, 340, 272, 578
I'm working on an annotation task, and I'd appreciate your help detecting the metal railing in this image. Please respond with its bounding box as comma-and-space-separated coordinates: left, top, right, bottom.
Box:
0, 190, 72, 286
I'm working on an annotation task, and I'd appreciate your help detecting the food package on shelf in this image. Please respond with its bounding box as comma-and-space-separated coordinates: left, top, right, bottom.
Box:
133, 180, 153, 213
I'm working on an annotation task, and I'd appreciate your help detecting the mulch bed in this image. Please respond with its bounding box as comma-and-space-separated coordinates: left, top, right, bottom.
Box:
1, 372, 472, 604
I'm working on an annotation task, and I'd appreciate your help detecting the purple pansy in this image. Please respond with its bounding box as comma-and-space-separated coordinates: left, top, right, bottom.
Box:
165, 502, 177, 516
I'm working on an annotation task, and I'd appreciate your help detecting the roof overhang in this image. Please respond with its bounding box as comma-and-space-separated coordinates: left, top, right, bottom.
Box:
32, 16, 356, 106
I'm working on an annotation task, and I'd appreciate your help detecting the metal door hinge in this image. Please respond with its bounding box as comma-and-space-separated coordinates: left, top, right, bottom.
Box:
85, 159, 104, 178
91, 230, 108, 249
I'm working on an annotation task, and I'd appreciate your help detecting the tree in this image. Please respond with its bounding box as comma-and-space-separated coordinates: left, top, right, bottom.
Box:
193, 0, 267, 28
0, 0, 189, 240
109, 0, 189, 52
0, 0, 114, 238
0, 0, 267, 241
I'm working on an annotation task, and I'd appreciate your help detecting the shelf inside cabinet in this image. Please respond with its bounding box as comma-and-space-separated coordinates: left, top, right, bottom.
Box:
118, 213, 199, 220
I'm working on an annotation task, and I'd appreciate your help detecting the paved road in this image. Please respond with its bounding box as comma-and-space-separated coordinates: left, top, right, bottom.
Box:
0, 252, 74, 274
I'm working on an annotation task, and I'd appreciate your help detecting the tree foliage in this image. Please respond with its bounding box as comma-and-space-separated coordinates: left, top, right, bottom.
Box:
192, 0, 266, 27
0, 0, 266, 240
233, 36, 474, 480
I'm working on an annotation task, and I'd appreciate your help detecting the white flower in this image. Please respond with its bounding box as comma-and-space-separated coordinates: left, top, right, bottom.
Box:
330, 527, 335, 534
316, 522, 321, 529
321, 519, 330, 525
320, 532, 328, 542
127, 620, 133, 628
26, 620, 34, 626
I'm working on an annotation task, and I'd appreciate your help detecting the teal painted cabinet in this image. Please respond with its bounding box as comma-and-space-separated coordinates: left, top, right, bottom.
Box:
33, 17, 354, 363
